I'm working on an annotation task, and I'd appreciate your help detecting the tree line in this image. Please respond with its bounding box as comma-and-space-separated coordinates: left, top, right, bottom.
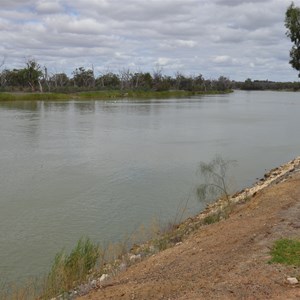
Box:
0, 60, 233, 93
235, 79, 300, 91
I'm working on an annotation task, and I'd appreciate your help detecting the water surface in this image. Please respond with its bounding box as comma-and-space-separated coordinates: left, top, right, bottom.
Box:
0, 90, 299, 283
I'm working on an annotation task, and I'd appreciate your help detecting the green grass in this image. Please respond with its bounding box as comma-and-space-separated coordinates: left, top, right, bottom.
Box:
0, 93, 15, 101
76, 90, 123, 99
0, 92, 70, 101
0, 89, 233, 102
40, 237, 99, 299
202, 212, 222, 225
125, 89, 232, 99
76, 89, 185, 100
269, 239, 300, 266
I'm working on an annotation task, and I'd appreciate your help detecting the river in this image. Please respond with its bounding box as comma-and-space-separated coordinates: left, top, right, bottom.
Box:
0, 90, 299, 283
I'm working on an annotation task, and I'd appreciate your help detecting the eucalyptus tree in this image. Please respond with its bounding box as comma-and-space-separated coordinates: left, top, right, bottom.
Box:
97, 72, 120, 89
212, 76, 231, 91
0, 58, 7, 88
23, 59, 43, 92
194, 74, 206, 91
1, 63, 42, 91
2, 69, 23, 87
0, 70, 8, 88
285, 2, 300, 77
72, 67, 95, 88
119, 68, 133, 90
50, 73, 69, 88
138, 72, 153, 90
130, 72, 153, 90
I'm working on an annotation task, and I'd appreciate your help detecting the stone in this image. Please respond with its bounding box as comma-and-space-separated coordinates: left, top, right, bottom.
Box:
119, 262, 127, 271
91, 279, 97, 288
149, 245, 156, 253
129, 254, 141, 262
69, 290, 78, 298
99, 273, 109, 282
287, 277, 298, 285
77, 284, 91, 296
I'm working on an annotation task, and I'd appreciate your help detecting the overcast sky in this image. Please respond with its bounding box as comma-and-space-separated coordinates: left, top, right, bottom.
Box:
1, 0, 299, 81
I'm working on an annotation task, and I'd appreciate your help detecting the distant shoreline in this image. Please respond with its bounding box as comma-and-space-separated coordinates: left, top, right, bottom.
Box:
0, 89, 233, 101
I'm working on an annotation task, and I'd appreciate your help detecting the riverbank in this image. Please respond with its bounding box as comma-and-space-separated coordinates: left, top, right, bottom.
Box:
0, 89, 232, 101
78, 157, 300, 299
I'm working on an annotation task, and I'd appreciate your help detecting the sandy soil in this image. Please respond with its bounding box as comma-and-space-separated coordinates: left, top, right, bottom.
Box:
80, 165, 300, 299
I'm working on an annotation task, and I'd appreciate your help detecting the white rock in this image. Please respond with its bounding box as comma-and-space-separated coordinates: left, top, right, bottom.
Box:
119, 262, 127, 271
149, 245, 156, 253
287, 277, 298, 285
99, 273, 109, 282
129, 254, 141, 262
91, 279, 97, 288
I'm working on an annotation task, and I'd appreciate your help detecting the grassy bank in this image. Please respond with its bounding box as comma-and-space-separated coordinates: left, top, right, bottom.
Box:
0, 89, 233, 102
0, 92, 70, 101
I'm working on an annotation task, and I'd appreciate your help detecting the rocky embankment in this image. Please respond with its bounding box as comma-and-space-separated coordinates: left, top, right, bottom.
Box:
200, 156, 300, 220
72, 157, 300, 299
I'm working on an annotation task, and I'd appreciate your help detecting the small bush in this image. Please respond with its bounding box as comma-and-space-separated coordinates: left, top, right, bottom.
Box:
197, 155, 236, 204
202, 212, 222, 225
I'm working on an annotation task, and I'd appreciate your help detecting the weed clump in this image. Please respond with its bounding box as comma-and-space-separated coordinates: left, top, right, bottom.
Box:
41, 237, 99, 299
269, 239, 300, 266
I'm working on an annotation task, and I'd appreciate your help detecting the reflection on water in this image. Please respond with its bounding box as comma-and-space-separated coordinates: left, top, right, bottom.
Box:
0, 90, 299, 283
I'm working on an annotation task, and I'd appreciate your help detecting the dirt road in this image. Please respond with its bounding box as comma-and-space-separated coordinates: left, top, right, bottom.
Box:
81, 165, 300, 299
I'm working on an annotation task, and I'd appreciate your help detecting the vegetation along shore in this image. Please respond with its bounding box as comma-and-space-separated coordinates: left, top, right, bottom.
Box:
0, 89, 232, 102
78, 157, 300, 300
1, 59, 300, 102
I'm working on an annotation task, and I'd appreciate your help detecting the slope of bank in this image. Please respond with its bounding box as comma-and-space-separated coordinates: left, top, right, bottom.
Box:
80, 157, 300, 300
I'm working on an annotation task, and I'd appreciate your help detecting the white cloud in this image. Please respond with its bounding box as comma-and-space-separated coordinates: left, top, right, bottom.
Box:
215, 0, 272, 7
45, 16, 108, 34
212, 56, 232, 63
0, 0, 299, 80
1, 1, 34, 9
157, 57, 170, 66
35, 1, 63, 14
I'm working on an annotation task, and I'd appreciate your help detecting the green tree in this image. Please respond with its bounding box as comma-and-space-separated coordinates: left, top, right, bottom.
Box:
193, 74, 206, 91
97, 72, 120, 89
1, 68, 37, 89
72, 67, 95, 88
285, 2, 300, 77
50, 73, 69, 88
23, 59, 43, 91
